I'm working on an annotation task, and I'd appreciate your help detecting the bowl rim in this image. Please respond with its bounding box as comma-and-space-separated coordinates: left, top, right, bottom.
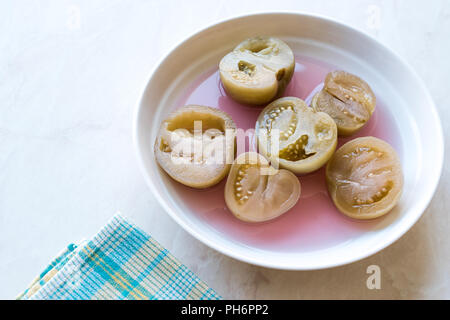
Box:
133, 11, 444, 270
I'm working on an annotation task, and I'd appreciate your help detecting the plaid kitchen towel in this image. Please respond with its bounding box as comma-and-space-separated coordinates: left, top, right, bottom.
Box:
17, 214, 221, 300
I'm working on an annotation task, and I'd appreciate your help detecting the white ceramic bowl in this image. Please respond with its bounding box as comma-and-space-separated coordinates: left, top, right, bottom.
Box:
134, 12, 443, 270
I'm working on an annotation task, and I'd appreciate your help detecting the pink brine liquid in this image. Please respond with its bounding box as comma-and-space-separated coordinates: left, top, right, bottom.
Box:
170, 55, 401, 253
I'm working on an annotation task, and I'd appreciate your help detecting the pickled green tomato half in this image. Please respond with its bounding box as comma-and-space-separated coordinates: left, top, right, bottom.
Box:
224, 152, 301, 222
154, 105, 236, 189
219, 37, 295, 106
256, 97, 338, 174
326, 137, 403, 219
311, 71, 376, 136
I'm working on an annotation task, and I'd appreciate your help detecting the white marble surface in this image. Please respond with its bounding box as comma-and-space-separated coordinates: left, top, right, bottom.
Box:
1, 0, 449, 299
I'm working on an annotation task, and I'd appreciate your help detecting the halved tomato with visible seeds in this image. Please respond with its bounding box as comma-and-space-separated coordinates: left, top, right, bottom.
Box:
256, 97, 337, 174
311, 71, 376, 136
224, 152, 301, 222
326, 136, 403, 219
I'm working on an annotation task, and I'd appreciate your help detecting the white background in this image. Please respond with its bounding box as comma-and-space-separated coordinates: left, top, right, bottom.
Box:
1, 0, 449, 299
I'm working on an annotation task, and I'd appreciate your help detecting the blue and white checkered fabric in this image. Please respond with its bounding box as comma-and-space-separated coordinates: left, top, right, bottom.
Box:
18, 214, 221, 300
